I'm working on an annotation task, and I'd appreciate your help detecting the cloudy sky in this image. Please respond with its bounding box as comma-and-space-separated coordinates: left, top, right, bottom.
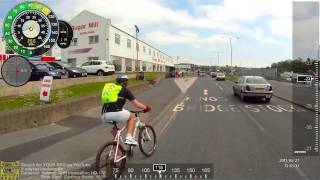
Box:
0, 0, 318, 67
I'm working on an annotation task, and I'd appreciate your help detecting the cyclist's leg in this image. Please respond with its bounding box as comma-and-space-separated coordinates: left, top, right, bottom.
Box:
126, 113, 136, 136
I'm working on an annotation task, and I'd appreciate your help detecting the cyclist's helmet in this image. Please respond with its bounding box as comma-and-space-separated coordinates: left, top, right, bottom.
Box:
116, 74, 129, 83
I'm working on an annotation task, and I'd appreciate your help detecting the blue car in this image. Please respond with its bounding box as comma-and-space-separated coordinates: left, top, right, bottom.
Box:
29, 62, 66, 80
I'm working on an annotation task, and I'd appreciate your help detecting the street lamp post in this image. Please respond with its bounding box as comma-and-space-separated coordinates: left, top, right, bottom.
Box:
212, 51, 223, 66
223, 36, 239, 67
134, 25, 140, 72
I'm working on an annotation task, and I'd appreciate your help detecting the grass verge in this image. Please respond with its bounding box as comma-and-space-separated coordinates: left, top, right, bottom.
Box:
226, 75, 239, 82
0, 79, 143, 112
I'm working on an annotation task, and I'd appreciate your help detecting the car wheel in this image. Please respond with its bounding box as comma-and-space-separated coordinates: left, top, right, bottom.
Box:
97, 70, 104, 76
233, 88, 237, 96
240, 92, 246, 102
266, 98, 271, 103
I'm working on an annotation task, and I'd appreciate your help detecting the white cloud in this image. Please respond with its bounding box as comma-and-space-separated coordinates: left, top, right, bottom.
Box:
144, 30, 226, 48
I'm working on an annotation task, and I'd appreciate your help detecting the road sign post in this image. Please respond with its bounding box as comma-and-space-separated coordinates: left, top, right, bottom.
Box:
40, 76, 53, 103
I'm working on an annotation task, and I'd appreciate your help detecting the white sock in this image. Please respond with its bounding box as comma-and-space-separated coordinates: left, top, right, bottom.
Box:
126, 134, 132, 139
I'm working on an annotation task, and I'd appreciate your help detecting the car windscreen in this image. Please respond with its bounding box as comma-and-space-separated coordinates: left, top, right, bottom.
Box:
35, 64, 49, 70
217, 73, 225, 76
246, 77, 268, 84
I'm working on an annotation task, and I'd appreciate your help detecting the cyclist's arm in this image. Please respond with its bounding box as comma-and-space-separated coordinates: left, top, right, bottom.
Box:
131, 99, 146, 109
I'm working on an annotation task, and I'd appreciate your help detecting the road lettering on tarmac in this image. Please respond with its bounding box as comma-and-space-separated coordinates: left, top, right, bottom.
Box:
173, 96, 307, 113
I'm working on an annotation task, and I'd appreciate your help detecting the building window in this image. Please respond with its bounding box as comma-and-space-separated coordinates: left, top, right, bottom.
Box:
88, 57, 99, 60
89, 35, 99, 44
127, 39, 131, 48
143, 46, 146, 53
157, 53, 159, 58
148, 48, 151, 55
153, 51, 155, 56
70, 38, 77, 46
115, 33, 120, 45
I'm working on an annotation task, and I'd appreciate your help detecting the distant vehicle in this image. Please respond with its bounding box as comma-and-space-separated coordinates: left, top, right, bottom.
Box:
30, 63, 61, 80
199, 71, 206, 77
233, 76, 273, 103
48, 62, 87, 78
80, 60, 115, 76
210, 72, 217, 78
216, 73, 226, 81
30, 62, 68, 80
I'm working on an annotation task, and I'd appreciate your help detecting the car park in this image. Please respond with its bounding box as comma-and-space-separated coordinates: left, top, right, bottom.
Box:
216, 73, 226, 81
48, 62, 87, 78
233, 76, 273, 103
31, 62, 69, 79
80, 60, 115, 76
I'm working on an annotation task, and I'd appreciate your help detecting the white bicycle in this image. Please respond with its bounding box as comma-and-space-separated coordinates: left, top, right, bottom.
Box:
96, 110, 156, 179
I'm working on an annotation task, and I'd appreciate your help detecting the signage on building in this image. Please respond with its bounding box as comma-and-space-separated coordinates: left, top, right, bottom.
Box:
72, 21, 99, 35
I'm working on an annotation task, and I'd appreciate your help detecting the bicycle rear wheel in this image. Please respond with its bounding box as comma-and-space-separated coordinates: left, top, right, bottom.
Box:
96, 141, 126, 179
138, 125, 157, 157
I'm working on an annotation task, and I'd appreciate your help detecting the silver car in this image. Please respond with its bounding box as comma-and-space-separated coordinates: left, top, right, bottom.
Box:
216, 73, 226, 81
233, 76, 273, 103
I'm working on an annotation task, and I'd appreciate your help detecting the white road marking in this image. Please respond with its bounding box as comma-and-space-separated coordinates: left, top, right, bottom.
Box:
174, 77, 197, 93
159, 111, 177, 137
218, 86, 223, 91
239, 106, 266, 133
295, 167, 310, 180
204, 89, 208, 96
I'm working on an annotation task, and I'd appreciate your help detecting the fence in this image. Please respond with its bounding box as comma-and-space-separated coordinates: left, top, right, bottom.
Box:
234, 68, 278, 80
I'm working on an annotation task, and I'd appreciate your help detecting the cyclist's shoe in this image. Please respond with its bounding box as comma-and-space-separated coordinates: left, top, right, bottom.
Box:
125, 137, 138, 146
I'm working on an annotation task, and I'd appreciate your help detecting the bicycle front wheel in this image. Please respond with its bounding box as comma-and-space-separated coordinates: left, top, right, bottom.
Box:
95, 141, 126, 179
138, 125, 157, 157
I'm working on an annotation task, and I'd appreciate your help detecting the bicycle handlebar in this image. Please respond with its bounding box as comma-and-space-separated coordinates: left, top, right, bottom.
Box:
129, 110, 145, 114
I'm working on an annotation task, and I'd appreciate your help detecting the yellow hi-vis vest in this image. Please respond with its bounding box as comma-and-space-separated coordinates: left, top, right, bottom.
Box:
101, 83, 122, 104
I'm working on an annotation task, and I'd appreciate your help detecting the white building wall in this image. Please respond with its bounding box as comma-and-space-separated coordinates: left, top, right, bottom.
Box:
62, 10, 174, 70
61, 10, 109, 66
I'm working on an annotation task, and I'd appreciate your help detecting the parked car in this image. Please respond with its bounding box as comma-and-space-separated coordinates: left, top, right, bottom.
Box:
199, 71, 206, 77
80, 60, 115, 76
216, 73, 226, 81
30, 63, 61, 80
233, 76, 273, 103
31, 62, 68, 79
48, 62, 87, 78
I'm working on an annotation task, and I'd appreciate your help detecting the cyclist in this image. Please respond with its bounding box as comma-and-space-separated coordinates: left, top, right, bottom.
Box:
101, 74, 151, 145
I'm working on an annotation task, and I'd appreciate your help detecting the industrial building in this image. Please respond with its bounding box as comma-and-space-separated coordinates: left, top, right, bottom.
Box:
61, 10, 174, 72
